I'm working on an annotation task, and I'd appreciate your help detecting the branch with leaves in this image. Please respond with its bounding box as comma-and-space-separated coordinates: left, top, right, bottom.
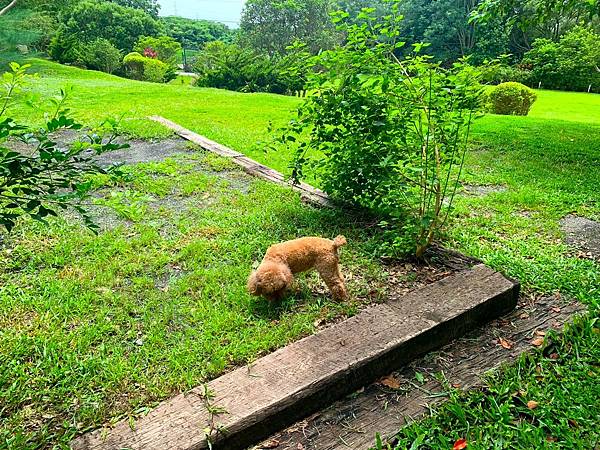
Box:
0, 62, 129, 233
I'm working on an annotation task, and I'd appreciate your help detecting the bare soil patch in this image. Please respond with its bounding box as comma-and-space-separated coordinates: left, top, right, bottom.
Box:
560, 215, 600, 260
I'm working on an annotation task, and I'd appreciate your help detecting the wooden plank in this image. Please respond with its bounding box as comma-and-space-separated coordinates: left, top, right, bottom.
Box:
148, 116, 332, 207
72, 265, 518, 450
259, 295, 584, 450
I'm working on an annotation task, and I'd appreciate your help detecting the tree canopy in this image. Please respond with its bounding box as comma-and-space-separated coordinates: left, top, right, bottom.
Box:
59, 0, 161, 51
239, 0, 339, 55
160, 16, 233, 49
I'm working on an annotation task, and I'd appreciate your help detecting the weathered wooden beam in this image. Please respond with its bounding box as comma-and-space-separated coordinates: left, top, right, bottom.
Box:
258, 296, 584, 450
72, 265, 519, 450
148, 116, 332, 207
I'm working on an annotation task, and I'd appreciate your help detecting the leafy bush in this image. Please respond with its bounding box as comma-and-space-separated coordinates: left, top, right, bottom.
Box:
522, 27, 600, 93
193, 41, 290, 94
83, 38, 122, 74
123, 51, 169, 82
142, 57, 170, 82
480, 60, 530, 85
0, 63, 128, 232
48, 26, 86, 66
488, 82, 537, 116
273, 5, 484, 257
134, 35, 181, 65
123, 52, 145, 79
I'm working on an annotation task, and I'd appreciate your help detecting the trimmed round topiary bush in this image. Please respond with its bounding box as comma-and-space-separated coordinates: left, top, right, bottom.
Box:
123, 52, 169, 83
488, 82, 537, 116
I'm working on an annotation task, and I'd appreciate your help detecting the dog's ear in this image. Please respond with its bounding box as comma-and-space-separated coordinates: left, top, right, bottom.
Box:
247, 271, 259, 295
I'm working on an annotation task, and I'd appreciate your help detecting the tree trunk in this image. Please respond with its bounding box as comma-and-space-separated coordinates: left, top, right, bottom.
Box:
0, 0, 18, 16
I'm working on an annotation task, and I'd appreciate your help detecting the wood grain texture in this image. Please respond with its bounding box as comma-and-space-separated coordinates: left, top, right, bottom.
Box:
257, 294, 584, 450
148, 116, 331, 207
72, 265, 518, 450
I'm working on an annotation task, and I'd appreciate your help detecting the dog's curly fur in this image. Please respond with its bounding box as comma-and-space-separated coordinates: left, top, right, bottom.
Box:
247, 236, 348, 301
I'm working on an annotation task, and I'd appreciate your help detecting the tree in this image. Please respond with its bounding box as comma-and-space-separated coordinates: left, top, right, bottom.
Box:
108, 0, 160, 17
398, 0, 511, 64
522, 27, 600, 92
160, 16, 233, 48
83, 38, 123, 74
58, 0, 161, 52
473, 0, 599, 46
239, 0, 340, 55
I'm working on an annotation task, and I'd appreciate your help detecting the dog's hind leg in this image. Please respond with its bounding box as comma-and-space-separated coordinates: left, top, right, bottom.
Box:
316, 257, 348, 301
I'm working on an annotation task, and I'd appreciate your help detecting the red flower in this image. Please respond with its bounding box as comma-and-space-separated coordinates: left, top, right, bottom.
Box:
143, 47, 157, 59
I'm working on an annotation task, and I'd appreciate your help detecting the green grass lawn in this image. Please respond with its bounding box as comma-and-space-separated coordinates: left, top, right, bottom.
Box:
1, 59, 599, 448
1, 150, 387, 447
8, 58, 301, 173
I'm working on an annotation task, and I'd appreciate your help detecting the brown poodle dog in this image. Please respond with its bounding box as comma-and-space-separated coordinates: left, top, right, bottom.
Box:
247, 236, 348, 301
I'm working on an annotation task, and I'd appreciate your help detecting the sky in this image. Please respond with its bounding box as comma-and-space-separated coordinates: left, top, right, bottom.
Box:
158, 0, 246, 27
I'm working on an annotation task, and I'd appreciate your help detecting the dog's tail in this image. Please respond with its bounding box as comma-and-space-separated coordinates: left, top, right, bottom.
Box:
333, 235, 347, 249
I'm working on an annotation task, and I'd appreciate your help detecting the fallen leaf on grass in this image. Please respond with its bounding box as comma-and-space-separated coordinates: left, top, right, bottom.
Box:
261, 440, 280, 449
498, 338, 513, 349
534, 330, 546, 337
568, 419, 579, 428
531, 337, 545, 347
379, 375, 401, 389
549, 353, 559, 360
453, 438, 468, 449
550, 307, 561, 313
527, 400, 539, 409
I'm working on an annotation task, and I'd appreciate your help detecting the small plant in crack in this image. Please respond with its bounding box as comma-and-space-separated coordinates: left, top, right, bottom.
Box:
195, 383, 229, 448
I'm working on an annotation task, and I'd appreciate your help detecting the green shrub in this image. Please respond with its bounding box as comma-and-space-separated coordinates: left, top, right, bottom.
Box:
48, 26, 86, 66
134, 35, 182, 65
123, 51, 145, 79
123, 51, 169, 82
489, 82, 537, 116
193, 40, 309, 94
193, 41, 283, 93
522, 27, 600, 93
480, 62, 530, 85
142, 57, 169, 82
83, 38, 122, 74
272, 4, 484, 257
